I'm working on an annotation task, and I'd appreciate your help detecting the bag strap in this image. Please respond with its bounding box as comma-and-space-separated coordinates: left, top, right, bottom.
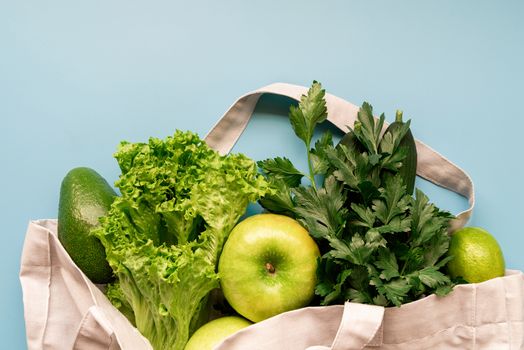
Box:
215, 302, 384, 350
330, 302, 384, 350
305, 302, 384, 350
204, 82, 474, 231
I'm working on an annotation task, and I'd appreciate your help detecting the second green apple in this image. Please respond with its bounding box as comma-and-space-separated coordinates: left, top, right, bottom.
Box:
218, 213, 320, 322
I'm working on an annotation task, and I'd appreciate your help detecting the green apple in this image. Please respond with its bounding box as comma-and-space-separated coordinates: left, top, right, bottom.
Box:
218, 213, 320, 322
184, 316, 252, 350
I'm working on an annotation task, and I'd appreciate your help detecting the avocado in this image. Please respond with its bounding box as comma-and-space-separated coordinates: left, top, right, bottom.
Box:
58, 167, 116, 284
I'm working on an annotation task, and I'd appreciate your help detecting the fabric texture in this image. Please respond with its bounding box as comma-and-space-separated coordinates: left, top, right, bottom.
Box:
215, 272, 524, 349
20, 219, 152, 350
19, 83, 522, 349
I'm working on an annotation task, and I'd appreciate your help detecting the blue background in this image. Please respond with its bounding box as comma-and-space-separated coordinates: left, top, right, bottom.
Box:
2, 1, 523, 348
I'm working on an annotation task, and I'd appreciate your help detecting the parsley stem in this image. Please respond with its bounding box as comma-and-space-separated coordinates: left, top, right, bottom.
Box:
400, 263, 406, 277
306, 142, 317, 191
395, 110, 403, 123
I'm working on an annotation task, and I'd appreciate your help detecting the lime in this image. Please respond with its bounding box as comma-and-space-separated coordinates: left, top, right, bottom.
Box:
447, 227, 505, 283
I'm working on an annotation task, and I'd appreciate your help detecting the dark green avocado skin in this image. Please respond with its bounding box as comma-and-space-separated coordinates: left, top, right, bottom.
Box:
58, 167, 116, 284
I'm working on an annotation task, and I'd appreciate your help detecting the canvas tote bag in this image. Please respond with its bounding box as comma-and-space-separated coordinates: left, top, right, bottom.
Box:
20, 83, 524, 349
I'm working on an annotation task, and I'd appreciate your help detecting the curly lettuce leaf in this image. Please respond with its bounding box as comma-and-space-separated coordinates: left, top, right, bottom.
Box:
94, 131, 268, 350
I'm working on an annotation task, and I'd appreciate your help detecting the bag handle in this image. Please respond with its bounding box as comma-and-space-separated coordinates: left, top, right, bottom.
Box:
331, 302, 384, 349
305, 302, 384, 350
213, 302, 384, 350
204, 82, 474, 231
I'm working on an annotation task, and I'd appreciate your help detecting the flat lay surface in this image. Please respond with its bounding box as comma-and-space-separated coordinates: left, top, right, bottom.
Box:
2, 1, 523, 348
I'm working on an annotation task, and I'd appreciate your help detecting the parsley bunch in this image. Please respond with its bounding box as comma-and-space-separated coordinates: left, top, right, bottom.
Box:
258, 82, 455, 307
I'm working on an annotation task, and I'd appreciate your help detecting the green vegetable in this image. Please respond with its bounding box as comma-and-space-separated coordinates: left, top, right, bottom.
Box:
379, 110, 417, 195
258, 82, 455, 307
58, 167, 116, 284
93, 131, 268, 350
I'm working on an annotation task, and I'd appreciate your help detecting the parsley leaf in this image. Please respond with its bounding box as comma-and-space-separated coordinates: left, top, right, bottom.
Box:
410, 189, 451, 247
293, 175, 348, 240
368, 265, 410, 306
310, 131, 334, 175
372, 175, 411, 225
289, 81, 327, 147
257, 178, 295, 217
258, 81, 456, 307
258, 157, 304, 187
352, 102, 384, 155
374, 248, 400, 281
379, 116, 412, 172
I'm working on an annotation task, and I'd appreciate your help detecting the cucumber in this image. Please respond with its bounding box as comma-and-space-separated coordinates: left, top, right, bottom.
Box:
383, 111, 417, 195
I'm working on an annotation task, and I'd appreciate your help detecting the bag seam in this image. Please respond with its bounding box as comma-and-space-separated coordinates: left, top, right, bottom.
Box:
503, 276, 513, 348
40, 231, 52, 349
359, 320, 383, 349
330, 303, 348, 350
473, 283, 477, 350
71, 309, 111, 350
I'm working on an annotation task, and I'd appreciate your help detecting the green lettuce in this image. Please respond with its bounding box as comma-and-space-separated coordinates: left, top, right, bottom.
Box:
94, 131, 268, 350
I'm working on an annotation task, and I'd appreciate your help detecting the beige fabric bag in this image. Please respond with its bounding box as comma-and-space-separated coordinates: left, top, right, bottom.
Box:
20, 83, 524, 349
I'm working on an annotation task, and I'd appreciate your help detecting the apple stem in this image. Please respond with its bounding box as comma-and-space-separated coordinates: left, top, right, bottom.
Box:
265, 262, 276, 274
